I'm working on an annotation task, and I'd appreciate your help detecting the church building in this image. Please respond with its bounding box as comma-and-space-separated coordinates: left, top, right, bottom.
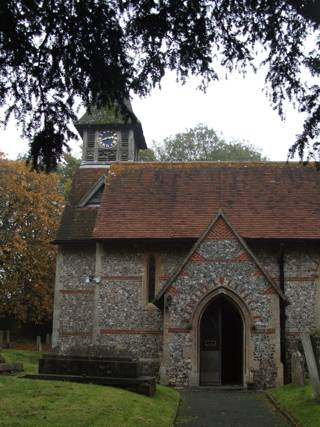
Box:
52, 102, 320, 388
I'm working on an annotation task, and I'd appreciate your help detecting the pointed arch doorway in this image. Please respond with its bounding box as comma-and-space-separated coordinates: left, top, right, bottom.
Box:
200, 296, 243, 385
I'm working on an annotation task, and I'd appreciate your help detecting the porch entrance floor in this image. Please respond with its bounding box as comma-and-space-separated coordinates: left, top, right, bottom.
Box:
175, 389, 289, 427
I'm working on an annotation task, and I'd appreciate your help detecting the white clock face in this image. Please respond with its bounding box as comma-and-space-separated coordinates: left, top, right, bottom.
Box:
97, 131, 117, 149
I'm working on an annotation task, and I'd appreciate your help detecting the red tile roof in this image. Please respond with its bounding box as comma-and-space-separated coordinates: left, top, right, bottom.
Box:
56, 162, 320, 242
56, 167, 108, 241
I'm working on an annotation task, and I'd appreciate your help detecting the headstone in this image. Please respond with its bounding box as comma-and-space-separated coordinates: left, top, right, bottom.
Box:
36, 336, 42, 352
301, 332, 320, 401
5, 330, 10, 348
291, 350, 305, 386
0, 331, 3, 349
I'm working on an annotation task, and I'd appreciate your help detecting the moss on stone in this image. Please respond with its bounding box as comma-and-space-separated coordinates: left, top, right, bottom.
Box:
77, 100, 138, 125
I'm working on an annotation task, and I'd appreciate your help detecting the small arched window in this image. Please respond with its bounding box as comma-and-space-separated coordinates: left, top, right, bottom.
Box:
147, 255, 156, 303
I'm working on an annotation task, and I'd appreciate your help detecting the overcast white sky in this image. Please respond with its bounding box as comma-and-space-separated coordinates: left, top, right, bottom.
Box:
0, 68, 306, 161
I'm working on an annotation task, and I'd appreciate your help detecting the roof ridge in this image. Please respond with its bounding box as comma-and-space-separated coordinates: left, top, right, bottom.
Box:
107, 161, 313, 171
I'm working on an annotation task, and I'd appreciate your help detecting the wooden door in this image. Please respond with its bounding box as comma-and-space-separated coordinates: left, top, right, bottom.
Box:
200, 305, 221, 385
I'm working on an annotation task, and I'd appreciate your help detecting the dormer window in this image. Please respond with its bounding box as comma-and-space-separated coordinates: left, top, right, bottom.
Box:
86, 185, 104, 206
78, 176, 105, 208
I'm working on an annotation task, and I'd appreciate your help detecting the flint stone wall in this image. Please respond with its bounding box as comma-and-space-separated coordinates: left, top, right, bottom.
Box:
163, 227, 282, 388
53, 238, 319, 386
54, 243, 188, 375
248, 240, 320, 379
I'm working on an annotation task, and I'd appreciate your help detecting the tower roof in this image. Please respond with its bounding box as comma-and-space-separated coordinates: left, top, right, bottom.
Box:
77, 99, 136, 126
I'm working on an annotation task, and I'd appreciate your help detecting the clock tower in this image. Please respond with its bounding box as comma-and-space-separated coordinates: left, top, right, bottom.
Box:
76, 99, 147, 164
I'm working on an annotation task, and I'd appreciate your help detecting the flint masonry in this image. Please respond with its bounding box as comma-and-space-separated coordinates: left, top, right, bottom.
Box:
52, 102, 320, 388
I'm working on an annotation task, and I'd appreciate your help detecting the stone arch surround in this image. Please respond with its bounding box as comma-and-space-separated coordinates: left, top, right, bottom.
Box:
189, 286, 254, 387
182, 277, 260, 326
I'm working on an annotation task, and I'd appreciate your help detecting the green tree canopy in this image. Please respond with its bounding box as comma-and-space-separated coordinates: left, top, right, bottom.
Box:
138, 148, 157, 162
0, 1, 319, 169
151, 124, 267, 162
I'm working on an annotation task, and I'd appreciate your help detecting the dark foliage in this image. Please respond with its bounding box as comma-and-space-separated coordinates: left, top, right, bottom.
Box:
0, 1, 319, 170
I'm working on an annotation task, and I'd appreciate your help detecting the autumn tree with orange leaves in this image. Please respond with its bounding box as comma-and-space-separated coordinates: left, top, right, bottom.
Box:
0, 156, 64, 325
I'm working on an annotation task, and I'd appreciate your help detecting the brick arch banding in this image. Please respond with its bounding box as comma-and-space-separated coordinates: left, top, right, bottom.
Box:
182, 279, 256, 325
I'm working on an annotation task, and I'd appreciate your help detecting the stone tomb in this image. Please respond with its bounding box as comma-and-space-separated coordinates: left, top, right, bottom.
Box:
27, 350, 156, 396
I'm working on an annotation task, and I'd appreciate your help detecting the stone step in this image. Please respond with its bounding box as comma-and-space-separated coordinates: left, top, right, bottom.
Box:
24, 373, 156, 396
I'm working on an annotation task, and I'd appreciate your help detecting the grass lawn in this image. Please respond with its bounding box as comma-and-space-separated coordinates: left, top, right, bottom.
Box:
2, 349, 41, 374
269, 383, 320, 427
0, 350, 180, 427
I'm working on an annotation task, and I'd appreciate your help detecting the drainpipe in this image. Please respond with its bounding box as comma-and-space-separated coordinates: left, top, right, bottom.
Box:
278, 243, 288, 383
